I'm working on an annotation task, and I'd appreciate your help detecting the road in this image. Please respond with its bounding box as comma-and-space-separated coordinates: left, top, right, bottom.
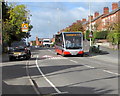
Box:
29, 47, 119, 95
2, 46, 119, 95
2, 57, 37, 95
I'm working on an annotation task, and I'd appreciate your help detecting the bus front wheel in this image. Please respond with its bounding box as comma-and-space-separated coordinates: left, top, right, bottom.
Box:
78, 54, 84, 57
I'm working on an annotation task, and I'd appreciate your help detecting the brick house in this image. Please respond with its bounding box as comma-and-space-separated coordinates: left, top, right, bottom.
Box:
36, 37, 43, 46
102, 3, 120, 30
82, 2, 120, 32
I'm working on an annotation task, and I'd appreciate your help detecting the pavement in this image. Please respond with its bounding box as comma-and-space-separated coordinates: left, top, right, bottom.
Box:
2, 56, 37, 95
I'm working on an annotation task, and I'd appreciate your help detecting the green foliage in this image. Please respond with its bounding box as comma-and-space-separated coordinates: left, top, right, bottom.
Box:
96, 31, 108, 39
63, 22, 84, 32
92, 31, 108, 42
107, 23, 120, 45
2, 2, 33, 46
107, 30, 120, 45
85, 30, 108, 42
85, 30, 90, 40
32, 41, 36, 46
70, 22, 84, 32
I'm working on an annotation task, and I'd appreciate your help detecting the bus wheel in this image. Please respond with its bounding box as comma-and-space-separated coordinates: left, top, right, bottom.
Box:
57, 53, 59, 55
78, 54, 84, 57
80, 54, 84, 57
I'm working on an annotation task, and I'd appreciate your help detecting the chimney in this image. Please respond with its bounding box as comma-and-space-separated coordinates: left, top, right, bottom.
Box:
103, 7, 109, 14
36, 37, 39, 41
112, 3, 118, 10
94, 12, 99, 18
88, 15, 93, 21
77, 20, 81, 23
82, 18, 86, 22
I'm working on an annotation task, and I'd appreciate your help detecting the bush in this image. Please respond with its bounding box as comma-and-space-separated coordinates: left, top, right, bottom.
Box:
85, 30, 108, 42
95, 31, 108, 39
85, 30, 90, 40
91, 30, 108, 42
107, 30, 120, 45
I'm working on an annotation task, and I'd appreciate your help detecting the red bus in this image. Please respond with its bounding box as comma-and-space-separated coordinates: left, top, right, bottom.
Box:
55, 32, 84, 56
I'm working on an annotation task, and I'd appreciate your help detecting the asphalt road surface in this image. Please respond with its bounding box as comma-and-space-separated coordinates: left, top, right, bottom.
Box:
2, 46, 119, 96
28, 47, 119, 95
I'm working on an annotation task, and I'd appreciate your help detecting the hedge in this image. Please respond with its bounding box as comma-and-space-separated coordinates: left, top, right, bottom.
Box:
85, 30, 108, 41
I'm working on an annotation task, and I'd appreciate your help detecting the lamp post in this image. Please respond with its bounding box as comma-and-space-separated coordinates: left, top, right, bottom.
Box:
89, 2, 92, 46
48, 20, 50, 39
57, 8, 60, 32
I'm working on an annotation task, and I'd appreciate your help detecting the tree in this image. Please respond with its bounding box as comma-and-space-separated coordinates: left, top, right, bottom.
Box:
2, 2, 33, 46
69, 22, 84, 32
62, 21, 84, 34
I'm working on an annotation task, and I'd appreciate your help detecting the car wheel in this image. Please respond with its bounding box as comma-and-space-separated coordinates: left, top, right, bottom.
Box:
9, 57, 14, 61
26, 56, 31, 60
78, 54, 84, 57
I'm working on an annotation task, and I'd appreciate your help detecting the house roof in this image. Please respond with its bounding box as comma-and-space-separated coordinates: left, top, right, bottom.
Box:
82, 21, 88, 25
91, 14, 104, 22
102, 7, 120, 18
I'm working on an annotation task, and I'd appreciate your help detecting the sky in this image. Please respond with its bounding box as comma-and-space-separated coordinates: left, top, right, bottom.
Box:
7, 0, 119, 41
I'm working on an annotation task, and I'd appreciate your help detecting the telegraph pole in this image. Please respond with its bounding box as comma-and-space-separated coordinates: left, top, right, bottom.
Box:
89, 2, 92, 46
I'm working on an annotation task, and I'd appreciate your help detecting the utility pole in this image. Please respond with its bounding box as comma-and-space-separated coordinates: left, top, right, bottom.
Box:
89, 2, 92, 46
48, 20, 50, 39
57, 8, 60, 32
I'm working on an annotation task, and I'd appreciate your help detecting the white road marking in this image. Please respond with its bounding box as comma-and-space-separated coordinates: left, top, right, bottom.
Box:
35, 55, 62, 93
70, 59, 95, 68
48, 50, 52, 51
103, 70, 119, 76
52, 91, 68, 95
84, 65, 95, 69
88, 56, 118, 67
26, 61, 40, 94
42, 55, 53, 58
70, 60, 78, 64
49, 57, 67, 60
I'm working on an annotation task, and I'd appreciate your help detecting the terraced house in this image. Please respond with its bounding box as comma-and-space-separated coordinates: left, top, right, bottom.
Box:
82, 2, 120, 32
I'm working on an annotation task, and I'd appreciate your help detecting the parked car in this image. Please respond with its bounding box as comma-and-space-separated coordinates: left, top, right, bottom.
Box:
8, 47, 31, 61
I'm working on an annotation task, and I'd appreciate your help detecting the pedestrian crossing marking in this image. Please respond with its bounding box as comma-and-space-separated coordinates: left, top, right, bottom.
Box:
42, 55, 53, 58
40, 55, 67, 60
48, 57, 67, 60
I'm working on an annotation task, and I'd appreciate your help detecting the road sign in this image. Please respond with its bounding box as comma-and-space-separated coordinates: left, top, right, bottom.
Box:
21, 23, 28, 32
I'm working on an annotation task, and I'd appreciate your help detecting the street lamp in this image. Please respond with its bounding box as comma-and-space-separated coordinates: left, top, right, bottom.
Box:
48, 20, 50, 39
57, 8, 60, 32
89, 2, 92, 46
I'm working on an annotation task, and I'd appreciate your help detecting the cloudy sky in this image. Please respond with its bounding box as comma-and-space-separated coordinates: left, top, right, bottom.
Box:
15, 1, 119, 41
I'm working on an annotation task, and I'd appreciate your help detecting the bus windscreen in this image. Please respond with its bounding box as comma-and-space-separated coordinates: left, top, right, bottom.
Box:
64, 33, 82, 49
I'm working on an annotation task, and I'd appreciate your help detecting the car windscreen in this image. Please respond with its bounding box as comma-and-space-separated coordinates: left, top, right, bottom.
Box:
13, 49, 25, 52
64, 33, 82, 49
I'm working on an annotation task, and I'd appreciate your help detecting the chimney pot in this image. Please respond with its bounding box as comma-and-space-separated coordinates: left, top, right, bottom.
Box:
112, 3, 118, 10
82, 18, 86, 22
103, 7, 109, 14
88, 15, 93, 21
94, 12, 99, 18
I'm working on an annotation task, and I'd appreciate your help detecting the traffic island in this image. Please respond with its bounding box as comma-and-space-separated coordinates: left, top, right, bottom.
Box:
89, 45, 101, 53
